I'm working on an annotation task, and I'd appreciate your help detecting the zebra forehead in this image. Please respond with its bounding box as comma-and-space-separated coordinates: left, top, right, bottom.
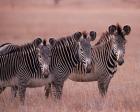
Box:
82, 31, 88, 39
116, 24, 125, 38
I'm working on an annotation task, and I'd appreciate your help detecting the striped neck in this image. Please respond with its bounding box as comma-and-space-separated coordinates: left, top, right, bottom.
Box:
96, 32, 118, 75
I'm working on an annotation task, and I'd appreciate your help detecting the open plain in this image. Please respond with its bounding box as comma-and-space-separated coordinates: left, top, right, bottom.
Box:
0, 0, 140, 112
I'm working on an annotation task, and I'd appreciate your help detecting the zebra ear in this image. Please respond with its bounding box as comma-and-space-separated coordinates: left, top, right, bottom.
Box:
123, 25, 131, 35
34, 38, 42, 47
89, 31, 96, 41
43, 39, 47, 46
108, 25, 117, 34
74, 32, 82, 42
49, 38, 57, 46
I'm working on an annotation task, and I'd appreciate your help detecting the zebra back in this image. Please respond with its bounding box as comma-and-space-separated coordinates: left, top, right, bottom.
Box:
0, 38, 43, 81
0, 43, 18, 55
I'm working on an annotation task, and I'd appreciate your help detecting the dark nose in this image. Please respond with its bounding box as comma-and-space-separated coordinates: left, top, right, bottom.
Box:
86, 65, 92, 73
44, 69, 50, 78
118, 59, 124, 66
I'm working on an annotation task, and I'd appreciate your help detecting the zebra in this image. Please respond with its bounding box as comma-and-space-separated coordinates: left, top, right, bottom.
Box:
44, 31, 96, 98
0, 38, 55, 105
68, 24, 131, 96
45, 31, 96, 100
0, 39, 52, 94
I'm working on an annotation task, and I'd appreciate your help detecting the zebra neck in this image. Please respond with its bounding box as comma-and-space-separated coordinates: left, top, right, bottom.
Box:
22, 45, 42, 76
107, 49, 117, 75
37, 48, 49, 75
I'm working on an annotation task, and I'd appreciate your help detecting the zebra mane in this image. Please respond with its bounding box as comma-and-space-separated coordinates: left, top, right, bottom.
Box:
52, 35, 76, 48
0, 41, 40, 56
95, 24, 124, 46
116, 23, 124, 38
95, 32, 111, 46
0, 43, 11, 48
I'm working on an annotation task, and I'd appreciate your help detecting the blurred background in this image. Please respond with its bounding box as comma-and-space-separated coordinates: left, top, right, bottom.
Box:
0, 0, 140, 112
0, 0, 139, 43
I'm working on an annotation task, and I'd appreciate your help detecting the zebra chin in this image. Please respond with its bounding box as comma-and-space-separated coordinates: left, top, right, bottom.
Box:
117, 59, 124, 66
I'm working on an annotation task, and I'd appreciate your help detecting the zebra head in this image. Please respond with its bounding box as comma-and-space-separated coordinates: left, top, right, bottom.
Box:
79, 31, 96, 73
49, 31, 96, 73
48, 31, 96, 73
109, 24, 131, 65
37, 39, 51, 77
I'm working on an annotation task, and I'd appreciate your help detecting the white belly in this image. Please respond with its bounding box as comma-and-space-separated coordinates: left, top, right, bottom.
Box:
0, 77, 18, 87
27, 77, 51, 88
0, 75, 52, 88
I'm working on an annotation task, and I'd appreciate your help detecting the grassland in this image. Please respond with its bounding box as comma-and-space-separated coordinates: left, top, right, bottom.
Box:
0, 0, 140, 112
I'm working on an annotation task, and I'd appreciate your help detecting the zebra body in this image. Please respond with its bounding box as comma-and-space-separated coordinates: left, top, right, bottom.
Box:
69, 24, 131, 96
0, 39, 52, 94
0, 38, 52, 104
47, 31, 96, 99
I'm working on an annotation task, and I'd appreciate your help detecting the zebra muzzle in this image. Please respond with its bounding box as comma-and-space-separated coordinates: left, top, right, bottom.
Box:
118, 58, 124, 65
86, 64, 92, 73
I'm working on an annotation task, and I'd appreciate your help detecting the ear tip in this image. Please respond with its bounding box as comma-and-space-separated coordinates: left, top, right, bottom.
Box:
34, 38, 42, 46
49, 37, 56, 46
109, 25, 116, 29
36, 37, 42, 42
90, 31, 96, 41
76, 32, 82, 36
108, 25, 117, 34
124, 25, 131, 29
74, 32, 82, 41
123, 25, 131, 34
90, 31, 96, 36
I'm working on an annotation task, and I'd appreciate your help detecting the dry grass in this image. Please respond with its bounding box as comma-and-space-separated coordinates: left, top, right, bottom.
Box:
0, 0, 140, 112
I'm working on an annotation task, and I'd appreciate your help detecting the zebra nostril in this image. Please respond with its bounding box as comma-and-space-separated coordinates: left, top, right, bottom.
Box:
44, 71, 49, 78
86, 65, 92, 73
86, 68, 91, 73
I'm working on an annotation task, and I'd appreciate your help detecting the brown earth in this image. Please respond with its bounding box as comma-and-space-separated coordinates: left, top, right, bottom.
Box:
0, 0, 140, 112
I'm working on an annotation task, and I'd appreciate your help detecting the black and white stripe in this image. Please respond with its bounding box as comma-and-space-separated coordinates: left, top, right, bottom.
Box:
69, 24, 131, 96
44, 31, 96, 98
0, 38, 45, 105
47, 31, 96, 99
0, 39, 52, 100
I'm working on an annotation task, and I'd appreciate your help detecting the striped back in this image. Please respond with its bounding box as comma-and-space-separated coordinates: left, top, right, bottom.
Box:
0, 43, 18, 55
49, 32, 84, 75
0, 38, 42, 81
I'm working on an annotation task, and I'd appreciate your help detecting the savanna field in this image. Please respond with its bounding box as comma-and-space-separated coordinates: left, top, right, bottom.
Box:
0, 0, 140, 112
